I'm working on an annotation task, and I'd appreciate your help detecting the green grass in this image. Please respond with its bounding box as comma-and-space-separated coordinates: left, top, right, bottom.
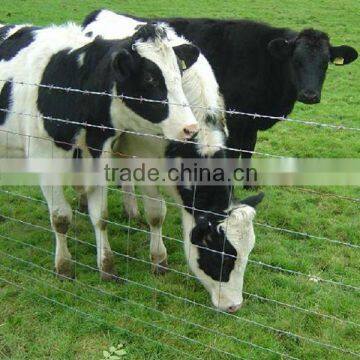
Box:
0, 0, 359, 359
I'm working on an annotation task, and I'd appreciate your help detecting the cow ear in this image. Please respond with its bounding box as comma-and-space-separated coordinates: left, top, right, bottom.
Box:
112, 49, 136, 82
268, 38, 293, 60
330, 45, 358, 65
173, 44, 200, 70
191, 217, 210, 245
239, 192, 265, 208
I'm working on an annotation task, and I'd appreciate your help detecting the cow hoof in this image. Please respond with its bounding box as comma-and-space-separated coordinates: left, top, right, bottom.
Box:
100, 255, 121, 282
152, 259, 169, 276
100, 270, 121, 282
56, 259, 75, 280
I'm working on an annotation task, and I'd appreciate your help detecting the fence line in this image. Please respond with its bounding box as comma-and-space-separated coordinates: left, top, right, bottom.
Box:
0, 258, 290, 359
1, 229, 358, 329
294, 187, 360, 203
1, 205, 359, 292
0, 108, 283, 158
2, 187, 358, 260
0, 78, 358, 358
254, 221, 359, 248
1, 196, 359, 292
0, 264, 248, 360
108, 187, 360, 249
1, 79, 360, 132
0, 245, 357, 357
0, 275, 200, 360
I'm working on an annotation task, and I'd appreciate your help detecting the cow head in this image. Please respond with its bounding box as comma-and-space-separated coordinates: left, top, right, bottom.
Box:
268, 28, 358, 104
185, 192, 264, 313
112, 23, 200, 141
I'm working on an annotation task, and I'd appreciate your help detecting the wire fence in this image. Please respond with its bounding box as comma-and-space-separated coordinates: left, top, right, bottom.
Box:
0, 78, 359, 358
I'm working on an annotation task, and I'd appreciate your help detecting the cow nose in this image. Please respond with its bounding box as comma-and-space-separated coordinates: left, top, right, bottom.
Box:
181, 123, 199, 140
227, 303, 242, 313
299, 90, 320, 104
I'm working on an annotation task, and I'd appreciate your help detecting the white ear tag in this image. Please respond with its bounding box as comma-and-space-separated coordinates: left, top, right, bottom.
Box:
181, 60, 187, 70
333, 57, 344, 65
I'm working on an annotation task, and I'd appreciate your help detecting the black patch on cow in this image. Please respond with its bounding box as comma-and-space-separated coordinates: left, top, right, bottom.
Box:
132, 22, 167, 42
85, 31, 93, 38
72, 147, 83, 159
117, 55, 169, 124
0, 25, 15, 42
38, 44, 115, 156
192, 217, 237, 282
0, 26, 39, 61
0, 80, 12, 125
82, 9, 103, 28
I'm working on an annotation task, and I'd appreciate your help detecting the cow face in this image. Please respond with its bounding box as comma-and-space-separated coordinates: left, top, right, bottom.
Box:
268, 29, 358, 104
112, 24, 200, 141
185, 192, 264, 313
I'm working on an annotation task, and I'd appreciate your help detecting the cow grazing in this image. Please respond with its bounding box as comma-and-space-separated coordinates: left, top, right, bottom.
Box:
84, 10, 358, 160
111, 132, 264, 313
0, 22, 200, 279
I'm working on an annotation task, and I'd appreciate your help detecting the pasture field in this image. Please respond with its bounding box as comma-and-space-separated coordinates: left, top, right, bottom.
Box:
0, 0, 359, 359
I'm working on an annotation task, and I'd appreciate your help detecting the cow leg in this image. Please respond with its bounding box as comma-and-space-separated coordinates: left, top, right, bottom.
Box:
138, 186, 168, 275
122, 183, 139, 219
41, 184, 74, 279
86, 186, 118, 281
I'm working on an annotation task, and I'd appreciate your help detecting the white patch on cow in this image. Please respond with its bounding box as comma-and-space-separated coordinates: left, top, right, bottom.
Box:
182, 205, 256, 311
84, 10, 146, 39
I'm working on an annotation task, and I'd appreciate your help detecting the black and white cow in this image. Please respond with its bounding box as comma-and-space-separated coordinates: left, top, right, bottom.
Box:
0, 22, 201, 279
111, 131, 264, 313
82, 10, 227, 218
83, 10, 358, 160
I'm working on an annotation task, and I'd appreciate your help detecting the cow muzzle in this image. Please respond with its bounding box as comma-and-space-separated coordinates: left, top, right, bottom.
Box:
298, 90, 320, 104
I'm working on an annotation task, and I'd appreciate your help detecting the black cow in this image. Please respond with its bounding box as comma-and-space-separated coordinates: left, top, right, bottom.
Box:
163, 19, 358, 159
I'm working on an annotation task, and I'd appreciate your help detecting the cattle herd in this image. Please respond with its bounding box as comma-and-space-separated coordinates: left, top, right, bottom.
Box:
0, 9, 357, 313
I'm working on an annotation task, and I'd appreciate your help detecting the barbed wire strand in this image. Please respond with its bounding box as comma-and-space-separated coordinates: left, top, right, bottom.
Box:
0, 256, 292, 359
0, 208, 359, 291
0, 235, 358, 357
1, 79, 359, 132
2, 186, 357, 251
1, 230, 358, 328
294, 187, 360, 203
0, 275, 200, 360
0, 108, 282, 158
108, 187, 360, 249
0, 264, 248, 360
